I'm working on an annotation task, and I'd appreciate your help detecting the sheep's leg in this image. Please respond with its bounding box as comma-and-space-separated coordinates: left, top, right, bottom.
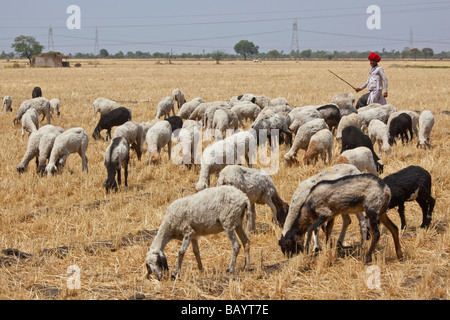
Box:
79, 150, 88, 173
365, 210, 381, 264
325, 217, 335, 247
235, 225, 250, 270
191, 238, 203, 271
225, 229, 241, 274
397, 203, 407, 230
116, 168, 121, 186
306, 214, 330, 254
337, 214, 351, 247
267, 199, 278, 228
123, 160, 128, 191
246, 203, 257, 235
312, 229, 321, 252
356, 212, 369, 245
378, 212, 403, 261
173, 234, 192, 279
418, 190, 435, 228
168, 140, 172, 160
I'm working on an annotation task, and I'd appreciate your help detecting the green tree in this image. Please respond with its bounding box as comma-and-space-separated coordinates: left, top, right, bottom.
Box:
210, 49, 227, 64
422, 48, 434, 59
233, 40, 259, 60
99, 49, 109, 58
11, 35, 43, 64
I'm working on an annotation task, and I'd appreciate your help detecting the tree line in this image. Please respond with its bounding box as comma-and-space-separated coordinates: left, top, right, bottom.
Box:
3, 36, 450, 63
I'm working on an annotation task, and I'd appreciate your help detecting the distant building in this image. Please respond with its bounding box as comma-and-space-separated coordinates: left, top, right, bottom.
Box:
31, 52, 70, 67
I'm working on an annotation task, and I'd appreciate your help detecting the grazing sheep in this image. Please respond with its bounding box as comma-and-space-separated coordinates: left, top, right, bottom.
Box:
388, 113, 413, 146
2, 95, 12, 112
368, 119, 391, 154
230, 93, 257, 107
103, 136, 130, 193
92, 97, 119, 121
335, 147, 378, 175
202, 104, 236, 131
288, 106, 323, 134
217, 165, 289, 231
284, 118, 328, 165
341, 125, 384, 174
269, 97, 289, 107
145, 185, 251, 280
36, 127, 65, 176
177, 97, 205, 120
141, 119, 163, 137
252, 113, 292, 147
280, 164, 368, 253
356, 92, 369, 109
172, 88, 186, 110
13, 97, 51, 126
339, 104, 358, 117
303, 128, 334, 165
417, 110, 434, 149
92, 107, 132, 141
383, 165, 435, 230
173, 119, 202, 168
330, 92, 355, 107
231, 102, 261, 126
21, 108, 39, 139
211, 108, 230, 139
112, 121, 144, 161
155, 96, 175, 119
357, 107, 389, 133
49, 98, 60, 117
146, 120, 172, 164
45, 127, 89, 175
189, 101, 229, 121
316, 104, 341, 133
387, 110, 419, 137
281, 174, 402, 264
16, 125, 64, 174
32, 86, 42, 98
195, 131, 256, 191
164, 115, 183, 134
336, 113, 361, 141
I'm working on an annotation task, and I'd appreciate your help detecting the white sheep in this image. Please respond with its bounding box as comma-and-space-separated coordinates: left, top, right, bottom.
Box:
92, 97, 119, 121
155, 96, 175, 119
357, 107, 389, 133
269, 97, 290, 107
172, 88, 186, 110
172, 119, 202, 168
177, 97, 205, 120
230, 102, 261, 127
217, 165, 289, 232
145, 185, 251, 280
417, 110, 434, 149
287, 106, 323, 133
303, 128, 334, 165
14, 97, 51, 126
45, 127, 89, 175
283, 118, 328, 165
103, 136, 130, 193
334, 146, 378, 175
145, 120, 172, 164
2, 95, 12, 112
211, 108, 230, 139
189, 101, 229, 121
195, 130, 256, 191
280, 164, 368, 253
368, 119, 391, 154
49, 98, 60, 117
112, 121, 144, 161
21, 108, 39, 140
16, 125, 64, 174
336, 113, 361, 141
330, 92, 355, 107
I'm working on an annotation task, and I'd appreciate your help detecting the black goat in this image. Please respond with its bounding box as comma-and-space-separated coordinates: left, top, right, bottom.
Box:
341, 125, 383, 173
389, 113, 413, 145
383, 165, 435, 230
93, 107, 132, 141
32, 86, 42, 98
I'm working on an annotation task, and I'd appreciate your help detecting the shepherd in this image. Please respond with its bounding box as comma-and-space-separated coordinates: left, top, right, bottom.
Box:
355, 52, 388, 105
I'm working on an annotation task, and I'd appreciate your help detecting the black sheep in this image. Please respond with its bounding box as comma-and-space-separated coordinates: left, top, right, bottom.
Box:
92, 107, 132, 141
388, 113, 413, 145
383, 165, 435, 229
317, 104, 341, 133
341, 125, 383, 173
32, 86, 42, 98
356, 92, 369, 109
164, 115, 183, 133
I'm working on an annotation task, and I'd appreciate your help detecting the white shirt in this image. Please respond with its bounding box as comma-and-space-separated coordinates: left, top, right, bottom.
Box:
360, 66, 388, 93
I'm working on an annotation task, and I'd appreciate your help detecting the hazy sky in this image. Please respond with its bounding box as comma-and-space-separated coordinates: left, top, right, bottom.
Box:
1, 0, 449, 55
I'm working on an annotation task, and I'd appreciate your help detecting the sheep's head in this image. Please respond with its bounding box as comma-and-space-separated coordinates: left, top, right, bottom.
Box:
145, 249, 169, 280
195, 181, 207, 192
16, 165, 26, 174
377, 160, 384, 174
149, 151, 161, 164
278, 230, 304, 258
45, 164, 58, 176
417, 140, 430, 150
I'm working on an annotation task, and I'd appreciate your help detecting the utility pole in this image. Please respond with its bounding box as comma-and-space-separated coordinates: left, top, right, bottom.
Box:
94, 27, 99, 56
290, 19, 299, 57
48, 26, 55, 52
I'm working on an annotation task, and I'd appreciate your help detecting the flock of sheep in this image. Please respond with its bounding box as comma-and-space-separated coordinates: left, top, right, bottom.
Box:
3, 86, 437, 281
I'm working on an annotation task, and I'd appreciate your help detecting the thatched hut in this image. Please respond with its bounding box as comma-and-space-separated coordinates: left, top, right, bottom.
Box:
31, 52, 69, 67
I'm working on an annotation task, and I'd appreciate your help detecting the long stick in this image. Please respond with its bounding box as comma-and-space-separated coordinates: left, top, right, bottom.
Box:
328, 69, 357, 90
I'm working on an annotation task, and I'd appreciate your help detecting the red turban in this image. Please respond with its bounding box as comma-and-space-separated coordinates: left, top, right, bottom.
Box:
368, 52, 381, 62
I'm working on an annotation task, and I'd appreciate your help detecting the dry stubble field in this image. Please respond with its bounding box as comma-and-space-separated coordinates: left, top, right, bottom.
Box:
0, 58, 448, 300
